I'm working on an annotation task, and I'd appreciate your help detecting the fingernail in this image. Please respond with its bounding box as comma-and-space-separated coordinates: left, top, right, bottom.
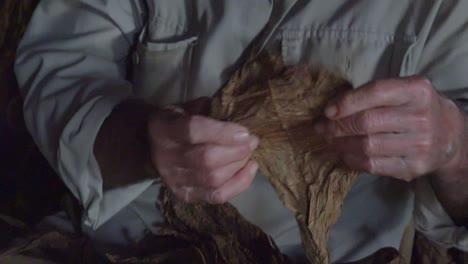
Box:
325, 105, 338, 118
234, 131, 250, 142
249, 162, 259, 175
249, 136, 260, 150
314, 122, 325, 134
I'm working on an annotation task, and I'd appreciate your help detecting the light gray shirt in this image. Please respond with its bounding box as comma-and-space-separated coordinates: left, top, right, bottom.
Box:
15, 0, 468, 262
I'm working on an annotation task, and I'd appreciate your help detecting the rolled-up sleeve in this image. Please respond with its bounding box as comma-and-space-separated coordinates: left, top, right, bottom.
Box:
412, 0, 468, 251
14, 0, 151, 229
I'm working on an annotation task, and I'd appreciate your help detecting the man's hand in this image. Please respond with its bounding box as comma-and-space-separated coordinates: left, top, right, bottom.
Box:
314, 76, 466, 181
148, 99, 259, 204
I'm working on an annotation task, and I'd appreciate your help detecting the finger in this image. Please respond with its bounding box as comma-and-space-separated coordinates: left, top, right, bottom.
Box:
162, 114, 252, 145
172, 186, 203, 203
177, 156, 250, 188
173, 161, 259, 204
181, 137, 258, 170
340, 153, 414, 181
315, 107, 412, 137
182, 97, 212, 115
324, 77, 430, 120
199, 157, 251, 188
207, 161, 259, 204
331, 132, 436, 160
331, 134, 428, 157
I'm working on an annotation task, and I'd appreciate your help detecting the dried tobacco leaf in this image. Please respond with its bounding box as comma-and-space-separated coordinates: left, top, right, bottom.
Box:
210, 53, 359, 263
156, 189, 291, 264
158, 53, 358, 263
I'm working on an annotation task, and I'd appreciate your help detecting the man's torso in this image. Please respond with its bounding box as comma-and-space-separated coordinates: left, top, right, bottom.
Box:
126, 0, 445, 261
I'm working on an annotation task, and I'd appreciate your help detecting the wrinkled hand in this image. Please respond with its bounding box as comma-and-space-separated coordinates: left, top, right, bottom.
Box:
148, 98, 259, 203
314, 77, 466, 181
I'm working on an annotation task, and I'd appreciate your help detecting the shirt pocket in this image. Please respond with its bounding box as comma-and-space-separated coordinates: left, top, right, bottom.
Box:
132, 35, 198, 106
279, 27, 417, 87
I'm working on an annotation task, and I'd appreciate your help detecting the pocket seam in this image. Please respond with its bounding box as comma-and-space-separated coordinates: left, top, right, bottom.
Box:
278, 27, 416, 83
139, 36, 198, 52
279, 27, 416, 46
132, 36, 198, 105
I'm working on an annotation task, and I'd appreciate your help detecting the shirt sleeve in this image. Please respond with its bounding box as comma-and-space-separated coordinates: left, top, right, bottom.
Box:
413, 178, 468, 251
412, 0, 468, 251
14, 0, 153, 229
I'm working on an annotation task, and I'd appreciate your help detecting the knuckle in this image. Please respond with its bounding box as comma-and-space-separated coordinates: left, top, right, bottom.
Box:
414, 115, 431, 131
186, 115, 210, 142
204, 170, 224, 188
337, 97, 349, 112
414, 79, 434, 103
367, 81, 388, 102
212, 122, 230, 139
414, 76, 432, 88
344, 88, 367, 110
363, 158, 376, 174
335, 93, 353, 115
337, 118, 359, 135
201, 146, 217, 168
415, 135, 433, 153
358, 112, 374, 132
190, 145, 212, 170
422, 136, 433, 149
361, 137, 374, 157
411, 160, 428, 176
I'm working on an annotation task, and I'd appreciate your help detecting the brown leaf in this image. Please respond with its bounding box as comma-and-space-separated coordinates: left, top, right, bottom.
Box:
158, 53, 358, 263
210, 53, 358, 263
158, 188, 291, 264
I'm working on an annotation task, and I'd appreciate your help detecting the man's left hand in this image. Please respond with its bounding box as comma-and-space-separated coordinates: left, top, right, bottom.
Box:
314, 76, 466, 181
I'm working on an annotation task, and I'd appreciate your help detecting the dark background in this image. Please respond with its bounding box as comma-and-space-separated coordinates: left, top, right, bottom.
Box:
0, 0, 66, 227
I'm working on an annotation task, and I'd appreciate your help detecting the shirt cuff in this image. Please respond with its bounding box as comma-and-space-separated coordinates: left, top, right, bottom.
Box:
413, 177, 468, 251
56, 87, 155, 229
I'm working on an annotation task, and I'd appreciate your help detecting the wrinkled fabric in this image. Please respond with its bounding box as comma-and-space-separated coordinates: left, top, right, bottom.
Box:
14, 0, 468, 262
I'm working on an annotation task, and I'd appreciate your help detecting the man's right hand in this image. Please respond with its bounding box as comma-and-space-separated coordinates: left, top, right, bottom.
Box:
147, 103, 259, 204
